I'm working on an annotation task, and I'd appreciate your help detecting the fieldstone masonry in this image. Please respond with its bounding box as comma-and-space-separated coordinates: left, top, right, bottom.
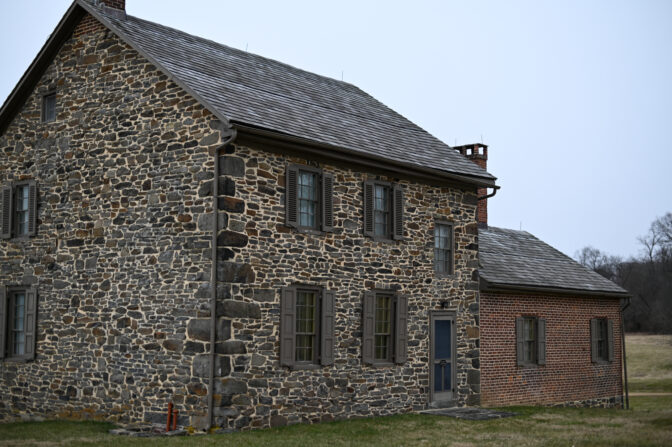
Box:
0, 12, 482, 430
208, 144, 482, 430
0, 16, 225, 426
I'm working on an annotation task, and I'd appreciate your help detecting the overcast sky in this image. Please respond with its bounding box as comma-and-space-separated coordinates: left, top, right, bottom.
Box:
2, 0, 670, 260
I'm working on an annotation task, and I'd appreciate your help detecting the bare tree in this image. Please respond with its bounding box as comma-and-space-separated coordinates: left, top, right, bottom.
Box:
575, 212, 672, 333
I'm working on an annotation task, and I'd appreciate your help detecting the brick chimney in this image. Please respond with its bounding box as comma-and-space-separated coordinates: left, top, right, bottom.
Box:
455, 143, 489, 227
100, 0, 125, 10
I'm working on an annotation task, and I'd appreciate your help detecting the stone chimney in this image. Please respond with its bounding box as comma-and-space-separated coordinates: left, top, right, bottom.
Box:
455, 143, 489, 228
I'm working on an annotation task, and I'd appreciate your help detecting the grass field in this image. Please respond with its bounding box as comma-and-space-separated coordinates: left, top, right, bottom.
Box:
627, 334, 672, 393
1, 334, 670, 446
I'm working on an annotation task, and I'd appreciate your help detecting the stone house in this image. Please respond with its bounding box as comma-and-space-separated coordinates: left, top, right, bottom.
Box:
0, 0, 628, 431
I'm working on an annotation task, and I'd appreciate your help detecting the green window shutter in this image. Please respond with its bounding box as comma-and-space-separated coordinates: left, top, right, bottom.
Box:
0, 286, 6, 359
321, 172, 334, 232
362, 181, 374, 237
285, 166, 299, 228
607, 319, 614, 362
362, 291, 375, 365
537, 318, 546, 365
392, 184, 404, 240
1, 185, 12, 239
22, 287, 38, 360
280, 286, 297, 368
320, 289, 335, 366
27, 181, 37, 237
515, 317, 524, 366
590, 318, 599, 363
394, 295, 408, 364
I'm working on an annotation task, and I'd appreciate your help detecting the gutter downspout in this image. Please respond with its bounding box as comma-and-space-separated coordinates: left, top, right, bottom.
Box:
478, 188, 497, 201
620, 297, 631, 410
208, 129, 237, 431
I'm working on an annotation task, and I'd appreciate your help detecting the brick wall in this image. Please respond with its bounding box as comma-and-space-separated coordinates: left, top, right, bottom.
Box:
480, 291, 624, 407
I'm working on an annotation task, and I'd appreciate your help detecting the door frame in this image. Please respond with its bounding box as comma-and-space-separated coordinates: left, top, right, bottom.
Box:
429, 310, 457, 406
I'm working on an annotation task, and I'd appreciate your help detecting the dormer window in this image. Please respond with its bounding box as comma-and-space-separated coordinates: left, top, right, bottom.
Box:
42, 93, 56, 123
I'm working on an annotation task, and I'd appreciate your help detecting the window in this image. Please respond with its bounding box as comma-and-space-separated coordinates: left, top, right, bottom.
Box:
373, 185, 390, 237
0, 286, 38, 361
362, 291, 408, 365
285, 165, 334, 232
363, 180, 404, 240
374, 294, 393, 362
1, 181, 38, 239
280, 285, 334, 368
296, 289, 318, 362
297, 171, 318, 228
516, 316, 546, 366
14, 185, 30, 236
42, 93, 56, 123
434, 222, 454, 274
591, 318, 614, 363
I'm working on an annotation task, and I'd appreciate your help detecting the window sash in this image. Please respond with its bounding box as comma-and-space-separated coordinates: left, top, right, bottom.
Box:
373, 185, 390, 237
42, 94, 56, 122
9, 291, 26, 357
374, 295, 393, 361
295, 290, 319, 363
434, 224, 453, 273
297, 171, 319, 229
522, 318, 537, 363
14, 185, 30, 236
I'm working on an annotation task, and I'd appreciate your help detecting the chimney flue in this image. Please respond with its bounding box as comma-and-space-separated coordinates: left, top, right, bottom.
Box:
455, 143, 489, 228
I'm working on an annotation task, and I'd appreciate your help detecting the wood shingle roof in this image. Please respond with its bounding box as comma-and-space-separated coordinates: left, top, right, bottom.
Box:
479, 226, 629, 297
0, 0, 496, 187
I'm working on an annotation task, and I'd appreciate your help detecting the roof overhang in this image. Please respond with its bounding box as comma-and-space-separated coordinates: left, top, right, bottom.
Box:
480, 278, 632, 299
235, 123, 499, 189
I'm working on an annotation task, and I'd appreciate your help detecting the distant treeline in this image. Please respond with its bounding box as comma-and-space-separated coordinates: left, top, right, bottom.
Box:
575, 212, 672, 334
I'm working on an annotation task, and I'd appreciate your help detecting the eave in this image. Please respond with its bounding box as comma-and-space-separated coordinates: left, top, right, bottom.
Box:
480, 278, 632, 299
235, 123, 498, 189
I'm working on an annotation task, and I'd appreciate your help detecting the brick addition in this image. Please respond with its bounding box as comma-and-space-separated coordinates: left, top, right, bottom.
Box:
480, 291, 623, 407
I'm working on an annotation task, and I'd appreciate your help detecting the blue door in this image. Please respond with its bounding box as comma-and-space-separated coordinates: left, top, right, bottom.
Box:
431, 314, 455, 404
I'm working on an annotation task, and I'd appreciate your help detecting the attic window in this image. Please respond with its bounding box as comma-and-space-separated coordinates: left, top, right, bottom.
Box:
42, 93, 56, 123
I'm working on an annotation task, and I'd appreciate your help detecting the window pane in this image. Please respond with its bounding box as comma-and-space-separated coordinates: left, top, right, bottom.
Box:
434, 362, 452, 393
43, 94, 56, 122
434, 319, 452, 359
434, 363, 443, 392
443, 362, 451, 391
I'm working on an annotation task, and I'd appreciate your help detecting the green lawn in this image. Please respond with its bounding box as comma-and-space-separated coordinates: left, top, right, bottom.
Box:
1, 334, 671, 446
1, 396, 671, 447
627, 334, 672, 393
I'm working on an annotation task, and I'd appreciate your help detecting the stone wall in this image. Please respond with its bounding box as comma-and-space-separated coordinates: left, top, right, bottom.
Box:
0, 12, 483, 430
208, 144, 482, 430
0, 15, 226, 425
480, 291, 623, 408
